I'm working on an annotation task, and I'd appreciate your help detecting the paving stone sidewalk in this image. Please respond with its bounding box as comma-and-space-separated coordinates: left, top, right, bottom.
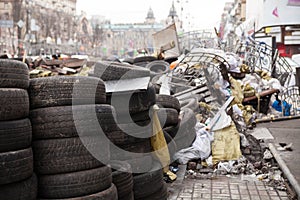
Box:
169, 175, 290, 200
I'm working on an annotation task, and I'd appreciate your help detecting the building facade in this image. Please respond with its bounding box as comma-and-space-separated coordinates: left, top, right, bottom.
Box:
219, 0, 300, 57
0, 1, 181, 57
0, 0, 77, 56
88, 4, 180, 58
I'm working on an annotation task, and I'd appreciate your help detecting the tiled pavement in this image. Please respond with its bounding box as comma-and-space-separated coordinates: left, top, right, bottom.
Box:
169, 175, 290, 200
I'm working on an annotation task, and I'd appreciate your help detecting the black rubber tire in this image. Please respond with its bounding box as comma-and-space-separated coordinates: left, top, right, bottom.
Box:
0, 173, 37, 200
92, 61, 150, 81
29, 76, 106, 109
132, 61, 148, 67
133, 56, 157, 64
122, 58, 134, 65
164, 131, 177, 159
0, 59, 29, 89
0, 88, 29, 121
164, 56, 178, 64
111, 160, 134, 199
109, 155, 153, 175
114, 109, 151, 124
110, 139, 152, 162
0, 118, 32, 152
30, 104, 118, 139
115, 139, 152, 153
106, 130, 150, 146
33, 137, 108, 175
156, 94, 180, 112
171, 108, 197, 151
39, 184, 118, 200
174, 129, 196, 151
145, 60, 170, 74
118, 192, 134, 200
164, 107, 196, 140
38, 166, 112, 199
133, 162, 164, 199
106, 83, 156, 114
138, 182, 168, 200
179, 97, 199, 112
0, 147, 33, 185
170, 108, 197, 151
125, 155, 153, 174
106, 119, 152, 145
157, 108, 179, 128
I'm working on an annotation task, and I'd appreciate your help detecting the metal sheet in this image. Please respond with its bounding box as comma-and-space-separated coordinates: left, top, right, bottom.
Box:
152, 23, 180, 58
105, 77, 150, 93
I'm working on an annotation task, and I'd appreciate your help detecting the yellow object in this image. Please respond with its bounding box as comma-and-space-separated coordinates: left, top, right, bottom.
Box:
240, 64, 250, 73
164, 170, 177, 181
256, 70, 272, 80
199, 102, 211, 112
242, 83, 256, 98
211, 122, 242, 165
229, 77, 244, 105
39, 71, 52, 77
265, 27, 271, 34
151, 105, 170, 173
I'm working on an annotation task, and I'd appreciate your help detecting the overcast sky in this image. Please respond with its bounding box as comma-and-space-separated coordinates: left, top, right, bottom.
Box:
76, 0, 233, 30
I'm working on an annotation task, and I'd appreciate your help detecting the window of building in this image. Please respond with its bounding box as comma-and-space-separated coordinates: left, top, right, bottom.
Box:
4, 3, 8, 9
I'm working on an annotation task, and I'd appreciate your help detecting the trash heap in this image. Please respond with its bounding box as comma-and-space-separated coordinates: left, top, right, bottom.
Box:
0, 38, 299, 199
148, 47, 299, 193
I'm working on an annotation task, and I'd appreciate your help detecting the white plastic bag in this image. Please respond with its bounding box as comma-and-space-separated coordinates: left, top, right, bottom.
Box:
173, 124, 214, 164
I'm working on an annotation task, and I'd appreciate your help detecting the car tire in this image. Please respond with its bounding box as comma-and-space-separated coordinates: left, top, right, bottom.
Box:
30, 105, 118, 139
0, 173, 37, 200
29, 76, 106, 109
156, 94, 180, 112
0, 118, 32, 152
111, 160, 134, 199
33, 137, 108, 174
0, 147, 33, 185
38, 166, 112, 199
92, 61, 150, 81
0, 88, 29, 121
0, 59, 29, 89
133, 162, 164, 199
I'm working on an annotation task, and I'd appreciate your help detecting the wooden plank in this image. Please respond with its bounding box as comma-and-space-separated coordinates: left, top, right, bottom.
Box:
243, 89, 279, 102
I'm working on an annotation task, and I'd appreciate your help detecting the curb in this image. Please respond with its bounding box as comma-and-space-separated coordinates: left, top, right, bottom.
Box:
255, 115, 300, 124
268, 143, 300, 199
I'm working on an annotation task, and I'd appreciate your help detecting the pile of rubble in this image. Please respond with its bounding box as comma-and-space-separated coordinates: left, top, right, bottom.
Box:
156, 45, 299, 193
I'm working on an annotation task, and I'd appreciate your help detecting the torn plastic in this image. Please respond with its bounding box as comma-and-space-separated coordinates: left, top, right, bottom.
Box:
173, 124, 214, 164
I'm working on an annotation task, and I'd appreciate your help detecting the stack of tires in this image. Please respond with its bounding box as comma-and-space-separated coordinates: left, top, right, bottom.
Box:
132, 161, 168, 200
145, 60, 170, 76
28, 76, 118, 199
164, 107, 197, 152
155, 94, 180, 159
111, 160, 134, 200
91, 61, 168, 200
0, 59, 37, 199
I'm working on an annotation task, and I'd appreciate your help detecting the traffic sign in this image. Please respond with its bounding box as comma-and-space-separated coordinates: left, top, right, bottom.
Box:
17, 20, 24, 28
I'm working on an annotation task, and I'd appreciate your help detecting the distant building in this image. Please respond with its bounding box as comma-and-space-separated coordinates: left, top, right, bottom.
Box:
0, 0, 77, 55
166, 1, 182, 32
95, 5, 183, 58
